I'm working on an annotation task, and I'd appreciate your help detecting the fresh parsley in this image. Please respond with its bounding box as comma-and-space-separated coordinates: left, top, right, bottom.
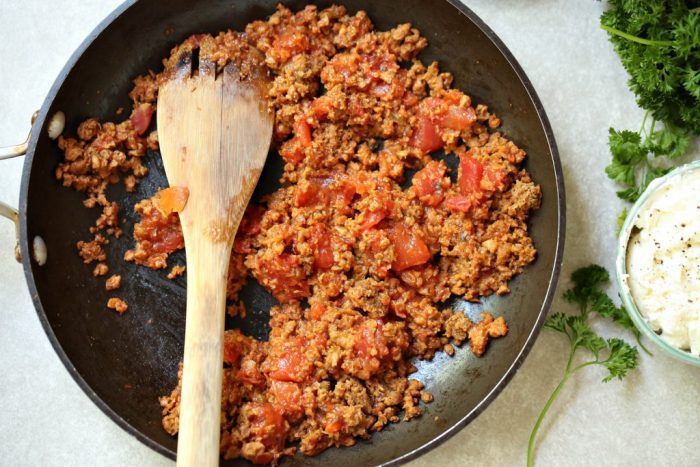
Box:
526, 265, 644, 467
600, 1, 699, 206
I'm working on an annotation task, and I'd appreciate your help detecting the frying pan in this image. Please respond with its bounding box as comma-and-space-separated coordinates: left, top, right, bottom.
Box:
1, 0, 565, 465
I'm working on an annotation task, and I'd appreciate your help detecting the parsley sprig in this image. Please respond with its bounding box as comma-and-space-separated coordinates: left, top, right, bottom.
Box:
600, 1, 699, 205
526, 265, 644, 467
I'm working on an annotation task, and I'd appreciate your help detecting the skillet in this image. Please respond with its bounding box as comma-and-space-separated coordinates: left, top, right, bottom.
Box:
1, 0, 565, 464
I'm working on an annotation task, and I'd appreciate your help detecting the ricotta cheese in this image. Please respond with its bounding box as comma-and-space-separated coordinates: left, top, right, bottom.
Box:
627, 169, 700, 354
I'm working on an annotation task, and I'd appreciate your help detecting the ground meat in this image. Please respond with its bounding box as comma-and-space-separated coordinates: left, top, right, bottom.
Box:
468, 313, 508, 357
57, 3, 537, 464
105, 274, 121, 291
77, 235, 107, 264
167, 265, 186, 280
93, 262, 109, 277
107, 297, 128, 314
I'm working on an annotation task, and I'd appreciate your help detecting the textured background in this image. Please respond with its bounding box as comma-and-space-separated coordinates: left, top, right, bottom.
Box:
1, 1, 699, 466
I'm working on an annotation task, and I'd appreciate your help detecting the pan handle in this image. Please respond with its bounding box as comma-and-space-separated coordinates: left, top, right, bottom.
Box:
0, 111, 39, 262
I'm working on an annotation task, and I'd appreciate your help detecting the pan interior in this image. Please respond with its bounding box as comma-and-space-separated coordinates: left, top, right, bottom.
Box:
22, 0, 562, 465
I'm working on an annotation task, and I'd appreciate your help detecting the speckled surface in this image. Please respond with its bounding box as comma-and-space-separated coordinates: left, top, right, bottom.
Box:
1, 1, 699, 466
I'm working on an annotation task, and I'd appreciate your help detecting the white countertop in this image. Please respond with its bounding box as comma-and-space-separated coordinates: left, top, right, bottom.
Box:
1, 1, 699, 466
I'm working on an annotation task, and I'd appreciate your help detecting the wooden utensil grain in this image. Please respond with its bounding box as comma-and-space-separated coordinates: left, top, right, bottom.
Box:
157, 51, 273, 467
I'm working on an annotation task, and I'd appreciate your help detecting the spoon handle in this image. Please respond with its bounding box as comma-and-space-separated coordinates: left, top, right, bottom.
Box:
176, 238, 231, 467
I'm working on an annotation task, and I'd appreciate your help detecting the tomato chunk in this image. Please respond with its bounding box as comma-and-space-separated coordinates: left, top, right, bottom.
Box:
223, 331, 246, 364
459, 153, 484, 197
359, 209, 387, 231
130, 103, 154, 135
269, 381, 303, 419
412, 116, 443, 153
324, 412, 344, 434
311, 95, 333, 119
354, 319, 389, 360
294, 175, 356, 208
388, 223, 431, 272
152, 186, 189, 217
411, 160, 447, 206
241, 402, 287, 464
267, 338, 310, 383
294, 119, 312, 148
444, 195, 473, 212
273, 30, 310, 63
237, 358, 265, 386
309, 225, 334, 270
441, 105, 476, 130
256, 254, 310, 302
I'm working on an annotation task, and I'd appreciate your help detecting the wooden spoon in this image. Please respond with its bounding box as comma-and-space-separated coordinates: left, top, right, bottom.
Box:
157, 49, 273, 467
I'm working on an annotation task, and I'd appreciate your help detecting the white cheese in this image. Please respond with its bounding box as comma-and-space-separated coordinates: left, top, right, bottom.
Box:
626, 168, 700, 354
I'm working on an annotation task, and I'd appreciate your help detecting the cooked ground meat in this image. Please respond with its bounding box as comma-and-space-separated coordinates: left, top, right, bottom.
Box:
167, 265, 186, 280
92, 262, 109, 277
106, 297, 128, 314
105, 274, 122, 291
56, 4, 539, 464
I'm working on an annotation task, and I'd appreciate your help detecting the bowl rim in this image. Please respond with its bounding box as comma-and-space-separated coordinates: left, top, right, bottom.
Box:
616, 159, 700, 366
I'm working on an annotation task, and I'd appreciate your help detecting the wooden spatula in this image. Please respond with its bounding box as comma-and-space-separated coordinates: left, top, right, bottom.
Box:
157, 50, 273, 467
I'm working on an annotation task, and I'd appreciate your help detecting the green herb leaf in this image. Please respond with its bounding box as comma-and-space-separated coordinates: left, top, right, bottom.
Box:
601, 1, 699, 211
601, 338, 639, 382
527, 265, 643, 467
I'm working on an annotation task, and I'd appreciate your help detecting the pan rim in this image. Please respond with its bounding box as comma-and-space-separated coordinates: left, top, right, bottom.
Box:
18, 0, 565, 464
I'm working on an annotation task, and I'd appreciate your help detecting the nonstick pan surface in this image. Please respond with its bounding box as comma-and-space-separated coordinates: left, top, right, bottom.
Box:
18, 0, 565, 464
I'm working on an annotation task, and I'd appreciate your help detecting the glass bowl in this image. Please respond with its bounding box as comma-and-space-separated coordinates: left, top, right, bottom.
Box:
616, 159, 700, 366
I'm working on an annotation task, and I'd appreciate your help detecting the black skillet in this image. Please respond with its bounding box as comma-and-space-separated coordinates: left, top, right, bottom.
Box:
7, 0, 565, 465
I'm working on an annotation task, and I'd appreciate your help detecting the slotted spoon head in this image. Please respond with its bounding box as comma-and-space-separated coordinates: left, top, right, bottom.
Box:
157, 48, 273, 467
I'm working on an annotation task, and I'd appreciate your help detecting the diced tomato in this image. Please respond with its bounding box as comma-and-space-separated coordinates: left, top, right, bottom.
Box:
244, 402, 287, 453
354, 319, 389, 360
483, 167, 507, 191
359, 209, 387, 231
294, 119, 312, 147
237, 358, 265, 386
459, 153, 484, 197
269, 381, 303, 419
257, 254, 310, 302
267, 338, 309, 383
279, 138, 305, 164
412, 116, 443, 153
388, 223, 431, 272
444, 195, 473, 212
411, 161, 447, 206
334, 178, 356, 206
325, 415, 344, 434
136, 205, 183, 255
279, 119, 312, 164
309, 225, 334, 270
223, 332, 245, 364
403, 92, 419, 107
441, 105, 476, 130
273, 30, 310, 63
294, 175, 356, 208
412, 94, 476, 153
311, 95, 333, 119
294, 180, 320, 207
324, 53, 360, 81
130, 103, 154, 135
152, 186, 189, 217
